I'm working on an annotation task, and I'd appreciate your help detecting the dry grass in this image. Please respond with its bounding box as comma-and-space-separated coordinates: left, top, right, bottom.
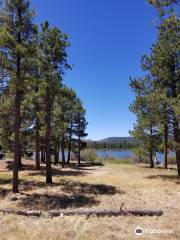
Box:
0, 159, 179, 240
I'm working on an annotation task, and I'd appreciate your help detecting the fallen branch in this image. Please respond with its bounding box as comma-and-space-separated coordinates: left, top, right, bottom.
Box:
0, 208, 163, 218
0, 208, 41, 217
48, 209, 163, 217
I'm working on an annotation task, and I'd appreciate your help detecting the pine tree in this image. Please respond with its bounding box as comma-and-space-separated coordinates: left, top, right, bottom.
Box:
73, 99, 88, 165
150, 17, 180, 174
129, 80, 161, 167
0, 0, 36, 192
38, 22, 70, 182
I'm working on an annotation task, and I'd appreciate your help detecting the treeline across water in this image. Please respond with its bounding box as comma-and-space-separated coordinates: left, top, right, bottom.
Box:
87, 140, 138, 150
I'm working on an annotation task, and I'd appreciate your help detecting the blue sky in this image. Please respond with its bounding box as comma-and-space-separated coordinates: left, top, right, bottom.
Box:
31, 0, 157, 140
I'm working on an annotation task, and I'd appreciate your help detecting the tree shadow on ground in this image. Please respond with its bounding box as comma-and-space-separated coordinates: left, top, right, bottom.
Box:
71, 162, 104, 167
145, 174, 180, 184
0, 188, 12, 197
56, 162, 104, 171
28, 169, 86, 177
60, 180, 125, 195
6, 160, 103, 173
18, 192, 99, 210
0, 177, 12, 197
15, 179, 125, 210
6, 161, 47, 172
138, 164, 177, 171
70, 166, 100, 171
0, 167, 125, 210
17, 179, 125, 195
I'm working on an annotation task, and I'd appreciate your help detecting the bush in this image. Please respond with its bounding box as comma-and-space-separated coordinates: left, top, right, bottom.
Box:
81, 149, 97, 162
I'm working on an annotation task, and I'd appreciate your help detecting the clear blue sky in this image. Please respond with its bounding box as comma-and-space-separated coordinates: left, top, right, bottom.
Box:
31, 0, 157, 140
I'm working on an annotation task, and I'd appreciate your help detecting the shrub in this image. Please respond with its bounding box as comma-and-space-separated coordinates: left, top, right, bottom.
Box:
81, 149, 97, 162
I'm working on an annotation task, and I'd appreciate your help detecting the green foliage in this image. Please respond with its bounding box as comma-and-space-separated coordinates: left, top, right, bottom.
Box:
148, 0, 180, 18
0, 0, 88, 189
130, 1, 180, 171
81, 149, 97, 162
132, 146, 148, 162
87, 137, 138, 149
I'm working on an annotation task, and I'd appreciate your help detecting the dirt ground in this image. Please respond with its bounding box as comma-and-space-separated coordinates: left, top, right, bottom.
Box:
0, 159, 179, 240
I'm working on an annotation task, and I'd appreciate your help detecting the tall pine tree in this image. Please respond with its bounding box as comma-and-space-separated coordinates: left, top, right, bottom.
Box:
0, 0, 36, 192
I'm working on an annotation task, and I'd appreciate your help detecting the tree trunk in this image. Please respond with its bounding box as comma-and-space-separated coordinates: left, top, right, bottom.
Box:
78, 136, 81, 166
13, 89, 21, 193
35, 122, 40, 170
150, 148, 154, 168
61, 132, 65, 168
173, 117, 180, 176
0, 208, 163, 218
41, 149, 45, 162
13, 7, 22, 193
18, 140, 22, 168
149, 127, 154, 168
67, 121, 73, 164
54, 143, 59, 165
41, 143, 45, 163
35, 84, 40, 170
164, 122, 168, 169
176, 150, 180, 176
45, 87, 52, 183
49, 209, 163, 217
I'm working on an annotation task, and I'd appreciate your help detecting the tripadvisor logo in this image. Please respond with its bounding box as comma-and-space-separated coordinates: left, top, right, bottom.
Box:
135, 227, 144, 236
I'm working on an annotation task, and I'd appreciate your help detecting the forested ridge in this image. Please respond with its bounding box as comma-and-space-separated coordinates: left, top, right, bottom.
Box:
87, 137, 138, 149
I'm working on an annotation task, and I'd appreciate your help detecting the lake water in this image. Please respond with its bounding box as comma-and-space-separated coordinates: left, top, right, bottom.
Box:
96, 149, 134, 159
96, 149, 175, 162
33, 149, 175, 163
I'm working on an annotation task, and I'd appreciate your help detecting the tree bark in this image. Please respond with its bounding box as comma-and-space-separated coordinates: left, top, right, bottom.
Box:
0, 209, 41, 217
35, 121, 40, 170
164, 122, 168, 169
49, 209, 163, 217
150, 148, 154, 168
54, 143, 59, 165
67, 121, 73, 164
78, 136, 81, 166
45, 87, 52, 183
13, 7, 22, 193
0, 208, 163, 218
13, 88, 21, 193
61, 132, 65, 168
41, 149, 45, 162
41, 143, 45, 163
149, 127, 154, 168
173, 117, 180, 175
35, 84, 40, 170
18, 140, 22, 167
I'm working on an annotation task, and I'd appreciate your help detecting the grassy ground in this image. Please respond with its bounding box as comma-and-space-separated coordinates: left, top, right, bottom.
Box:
0, 159, 179, 240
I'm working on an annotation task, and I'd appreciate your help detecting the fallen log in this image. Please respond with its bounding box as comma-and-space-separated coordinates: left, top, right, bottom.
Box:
0, 208, 41, 217
48, 209, 163, 217
0, 208, 163, 218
